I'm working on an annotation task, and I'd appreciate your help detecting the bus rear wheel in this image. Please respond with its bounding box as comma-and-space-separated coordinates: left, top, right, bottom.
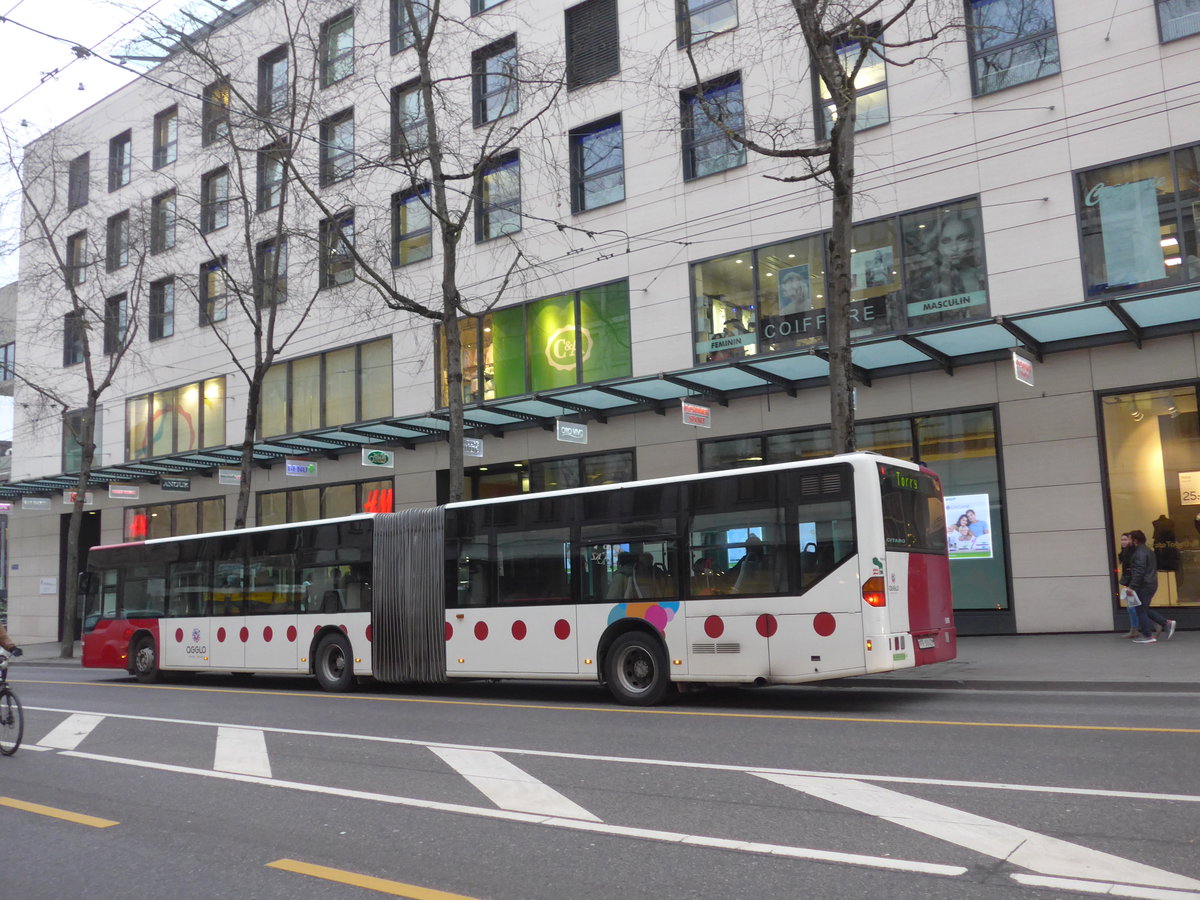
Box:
131, 635, 161, 684
605, 632, 670, 706
314, 633, 356, 692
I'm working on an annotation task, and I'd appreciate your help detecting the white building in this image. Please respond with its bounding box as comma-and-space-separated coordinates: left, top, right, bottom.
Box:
5, 0, 1200, 642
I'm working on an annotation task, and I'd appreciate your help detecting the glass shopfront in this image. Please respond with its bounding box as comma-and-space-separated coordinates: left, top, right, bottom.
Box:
1102, 385, 1200, 613
699, 408, 1008, 613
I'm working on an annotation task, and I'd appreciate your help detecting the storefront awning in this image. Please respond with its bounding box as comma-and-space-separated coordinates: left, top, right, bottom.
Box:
3, 287, 1197, 500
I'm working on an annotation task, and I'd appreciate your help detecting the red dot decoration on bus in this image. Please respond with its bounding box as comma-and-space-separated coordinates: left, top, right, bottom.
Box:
445, 622, 453, 641
813, 612, 836, 637
239, 626, 249, 643
474, 621, 489, 641
286, 625, 297, 642
366, 625, 373, 642
554, 619, 571, 640
340, 624, 348, 633
704, 616, 724, 639
314, 625, 321, 636
263, 626, 273, 642
512, 621, 527, 640
175, 628, 184, 643
755, 614, 778, 638
217, 627, 227, 643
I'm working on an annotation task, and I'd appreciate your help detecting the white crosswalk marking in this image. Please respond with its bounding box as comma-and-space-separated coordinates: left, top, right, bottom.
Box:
431, 747, 600, 821
756, 773, 1200, 893
214, 726, 272, 778
38, 713, 104, 750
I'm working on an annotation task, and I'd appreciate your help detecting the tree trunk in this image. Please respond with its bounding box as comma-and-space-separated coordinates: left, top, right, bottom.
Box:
235, 375, 262, 528
59, 406, 97, 658
826, 99, 859, 453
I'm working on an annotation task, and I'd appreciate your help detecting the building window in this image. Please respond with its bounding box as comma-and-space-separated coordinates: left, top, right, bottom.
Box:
690, 196, 989, 363
437, 280, 631, 405
124, 498, 224, 541
149, 277, 175, 341
103, 294, 128, 356
390, 0, 429, 52
391, 81, 427, 156
202, 79, 231, 145
392, 186, 432, 266
257, 478, 394, 526
258, 144, 288, 210
126, 378, 226, 460
256, 237, 287, 307
153, 106, 178, 168
259, 338, 392, 438
1077, 144, 1200, 297
966, 0, 1059, 96
63, 409, 86, 473
108, 130, 131, 191
320, 211, 355, 287
258, 45, 288, 114
151, 191, 176, 253
0, 342, 14, 381
473, 36, 518, 125
565, 0, 619, 90
681, 75, 745, 180
63, 312, 85, 367
477, 154, 520, 241
66, 230, 88, 286
1158, 0, 1200, 40
106, 211, 129, 271
200, 258, 228, 325
68, 153, 89, 209
201, 167, 230, 233
570, 116, 624, 212
471, 0, 507, 14
319, 110, 355, 185
676, 0, 737, 46
815, 26, 888, 138
321, 10, 355, 86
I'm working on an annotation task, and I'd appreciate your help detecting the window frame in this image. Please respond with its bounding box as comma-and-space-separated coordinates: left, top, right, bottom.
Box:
202, 79, 231, 146
676, 0, 738, 47
256, 237, 288, 307
105, 211, 129, 272
476, 153, 521, 242
470, 0, 508, 14
319, 109, 355, 186
200, 257, 229, 326
0, 342, 14, 381
320, 210, 355, 288
257, 144, 288, 211
103, 293, 128, 356
681, 73, 746, 181
390, 0, 429, 52
257, 45, 289, 115
813, 24, 889, 139
151, 190, 176, 254
108, 130, 132, 191
321, 10, 355, 87
149, 277, 175, 341
565, 0, 620, 91
126, 377, 226, 460
63, 408, 86, 473
153, 106, 178, 169
68, 153, 89, 209
1157, 0, 1200, 41
390, 80, 428, 157
200, 167, 230, 234
66, 230, 88, 287
472, 36, 519, 126
570, 116, 625, 213
392, 185, 433, 266
63, 312, 85, 367
965, 0, 1060, 97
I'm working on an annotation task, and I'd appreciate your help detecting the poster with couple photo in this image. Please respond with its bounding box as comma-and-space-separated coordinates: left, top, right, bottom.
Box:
944, 494, 992, 559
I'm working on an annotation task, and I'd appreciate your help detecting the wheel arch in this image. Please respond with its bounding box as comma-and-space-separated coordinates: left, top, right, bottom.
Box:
596, 618, 667, 685
126, 627, 157, 674
307, 624, 347, 676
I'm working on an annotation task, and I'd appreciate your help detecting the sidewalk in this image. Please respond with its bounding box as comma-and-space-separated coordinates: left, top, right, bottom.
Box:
11, 632, 1199, 692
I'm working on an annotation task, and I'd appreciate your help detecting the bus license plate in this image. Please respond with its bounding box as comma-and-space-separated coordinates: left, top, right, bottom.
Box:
917, 636, 936, 650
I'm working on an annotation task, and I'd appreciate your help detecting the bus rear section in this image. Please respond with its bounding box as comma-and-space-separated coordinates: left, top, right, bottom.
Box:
865, 462, 957, 673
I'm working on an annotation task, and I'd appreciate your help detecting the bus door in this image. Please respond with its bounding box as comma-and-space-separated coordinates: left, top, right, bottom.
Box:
162, 562, 213, 670
207, 561, 246, 670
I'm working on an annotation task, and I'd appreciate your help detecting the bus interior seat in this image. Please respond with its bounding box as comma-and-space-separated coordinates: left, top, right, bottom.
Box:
322, 590, 343, 613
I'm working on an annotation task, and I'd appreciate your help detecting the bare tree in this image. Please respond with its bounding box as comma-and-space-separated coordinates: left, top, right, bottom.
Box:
683, 1, 959, 452
3, 125, 145, 657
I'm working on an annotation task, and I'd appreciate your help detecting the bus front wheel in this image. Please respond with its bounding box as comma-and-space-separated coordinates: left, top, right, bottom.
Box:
131, 635, 161, 684
605, 632, 670, 706
314, 633, 356, 692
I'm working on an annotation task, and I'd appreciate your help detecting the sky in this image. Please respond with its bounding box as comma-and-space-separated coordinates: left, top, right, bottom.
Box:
0, 0, 201, 284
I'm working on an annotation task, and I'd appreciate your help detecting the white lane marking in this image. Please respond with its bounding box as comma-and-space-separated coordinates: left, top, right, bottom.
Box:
26, 704, 1200, 807
214, 726, 272, 778
60, 750, 965, 878
758, 773, 1200, 893
36, 713, 104, 751
1012, 874, 1200, 899
430, 747, 599, 821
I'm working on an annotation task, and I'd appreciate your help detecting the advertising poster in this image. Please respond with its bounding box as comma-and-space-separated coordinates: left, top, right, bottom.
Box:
901, 204, 988, 323
776, 264, 812, 316
944, 493, 993, 559
850, 246, 893, 292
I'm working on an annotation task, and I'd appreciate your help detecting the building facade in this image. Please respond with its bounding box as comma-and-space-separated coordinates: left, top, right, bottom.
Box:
6, 0, 1200, 642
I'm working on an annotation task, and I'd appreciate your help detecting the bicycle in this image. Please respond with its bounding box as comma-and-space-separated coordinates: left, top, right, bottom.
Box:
0, 648, 23, 756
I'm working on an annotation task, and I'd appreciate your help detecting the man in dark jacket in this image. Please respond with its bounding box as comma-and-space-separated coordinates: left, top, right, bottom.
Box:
1122, 530, 1175, 643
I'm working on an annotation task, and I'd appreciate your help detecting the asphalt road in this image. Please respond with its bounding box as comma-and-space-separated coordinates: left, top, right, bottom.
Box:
2, 667, 1198, 899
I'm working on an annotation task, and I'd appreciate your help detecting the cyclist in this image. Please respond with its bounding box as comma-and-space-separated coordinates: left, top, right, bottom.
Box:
0, 621, 21, 657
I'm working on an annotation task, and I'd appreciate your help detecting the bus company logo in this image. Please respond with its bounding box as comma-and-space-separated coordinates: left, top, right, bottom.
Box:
888, 571, 900, 592
192, 628, 201, 643
545, 326, 592, 372
871, 557, 884, 577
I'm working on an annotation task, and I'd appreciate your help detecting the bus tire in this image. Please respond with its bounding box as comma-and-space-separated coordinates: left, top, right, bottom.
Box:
605, 631, 670, 706
131, 635, 161, 684
314, 633, 356, 692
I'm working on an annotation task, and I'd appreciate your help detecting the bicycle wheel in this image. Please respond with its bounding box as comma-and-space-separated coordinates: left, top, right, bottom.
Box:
0, 687, 23, 756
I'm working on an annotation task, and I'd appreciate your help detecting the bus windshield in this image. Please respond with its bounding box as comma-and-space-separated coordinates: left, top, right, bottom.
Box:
879, 465, 947, 553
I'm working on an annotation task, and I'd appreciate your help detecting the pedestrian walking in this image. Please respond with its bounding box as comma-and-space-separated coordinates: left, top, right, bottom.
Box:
1122, 530, 1176, 644
1117, 532, 1138, 638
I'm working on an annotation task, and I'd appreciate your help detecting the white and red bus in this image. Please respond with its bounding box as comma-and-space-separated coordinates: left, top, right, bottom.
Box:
81, 452, 956, 704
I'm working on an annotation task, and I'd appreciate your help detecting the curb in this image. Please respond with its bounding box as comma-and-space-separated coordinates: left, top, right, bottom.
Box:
845, 678, 1200, 693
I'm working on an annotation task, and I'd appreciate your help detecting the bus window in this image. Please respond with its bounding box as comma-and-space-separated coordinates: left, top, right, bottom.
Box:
454, 540, 491, 608
798, 499, 856, 588
298, 564, 372, 614
879, 465, 947, 553
122, 565, 167, 618
168, 562, 212, 617
496, 528, 570, 605
213, 562, 246, 616
247, 555, 301, 614
689, 509, 788, 596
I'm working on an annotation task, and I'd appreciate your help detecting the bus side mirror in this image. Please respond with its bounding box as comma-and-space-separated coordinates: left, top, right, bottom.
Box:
78, 572, 96, 594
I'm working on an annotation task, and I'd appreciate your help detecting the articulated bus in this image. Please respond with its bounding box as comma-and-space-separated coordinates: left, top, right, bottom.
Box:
81, 453, 956, 704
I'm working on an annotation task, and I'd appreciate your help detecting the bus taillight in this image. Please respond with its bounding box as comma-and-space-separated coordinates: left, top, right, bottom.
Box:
862, 576, 886, 608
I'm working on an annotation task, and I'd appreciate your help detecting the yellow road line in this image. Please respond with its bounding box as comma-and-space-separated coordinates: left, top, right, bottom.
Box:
0, 796, 119, 828
267, 858, 479, 899
26, 678, 1200, 734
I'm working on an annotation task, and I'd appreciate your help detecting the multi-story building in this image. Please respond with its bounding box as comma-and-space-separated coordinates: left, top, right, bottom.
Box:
5, 0, 1200, 643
